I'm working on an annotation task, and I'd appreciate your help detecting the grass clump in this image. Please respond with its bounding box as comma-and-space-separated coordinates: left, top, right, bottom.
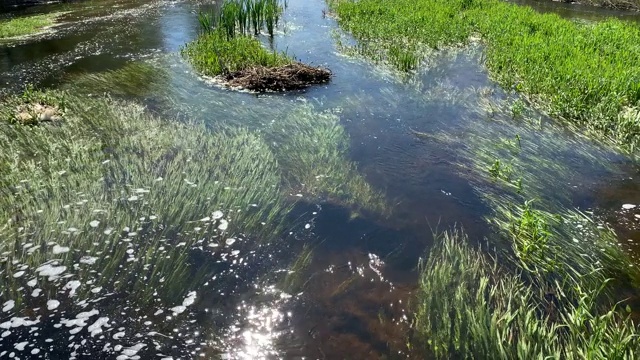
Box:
183, 0, 331, 91
0, 13, 58, 39
330, 0, 640, 152
415, 230, 640, 359
182, 30, 291, 77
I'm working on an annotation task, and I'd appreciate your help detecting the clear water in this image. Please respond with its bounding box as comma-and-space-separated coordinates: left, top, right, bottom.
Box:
1, 0, 639, 358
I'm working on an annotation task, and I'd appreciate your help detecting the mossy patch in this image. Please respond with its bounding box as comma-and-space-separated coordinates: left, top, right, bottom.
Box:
0, 13, 58, 39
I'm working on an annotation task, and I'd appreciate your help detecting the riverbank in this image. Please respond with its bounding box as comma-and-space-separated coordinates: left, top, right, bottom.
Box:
330, 0, 640, 153
0, 12, 59, 39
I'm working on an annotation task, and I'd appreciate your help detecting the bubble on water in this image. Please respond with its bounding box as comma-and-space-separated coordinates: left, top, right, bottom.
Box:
31, 289, 41, 297
104, 228, 114, 235
134, 188, 150, 194
31, 348, 40, 355
89, 220, 100, 228
128, 196, 139, 202
36, 263, 67, 280
88, 317, 109, 337
47, 300, 60, 310
113, 331, 125, 339
67, 228, 79, 233
218, 220, 229, 231
26, 279, 36, 287
14, 341, 28, 351
52, 245, 70, 254
1, 330, 10, 338
304, 224, 311, 229
12, 271, 25, 278
2, 301, 15, 312
622, 204, 636, 210
212, 211, 224, 220
90, 287, 102, 294
225, 238, 236, 246
64, 280, 82, 296
80, 256, 98, 265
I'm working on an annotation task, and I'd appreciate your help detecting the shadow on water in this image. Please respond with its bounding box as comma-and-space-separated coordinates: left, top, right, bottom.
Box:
1, 0, 640, 358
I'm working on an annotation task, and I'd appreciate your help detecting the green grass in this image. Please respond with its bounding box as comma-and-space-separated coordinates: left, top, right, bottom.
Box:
0, 13, 57, 39
199, 0, 284, 37
330, 0, 640, 152
415, 230, 640, 359
181, 29, 291, 77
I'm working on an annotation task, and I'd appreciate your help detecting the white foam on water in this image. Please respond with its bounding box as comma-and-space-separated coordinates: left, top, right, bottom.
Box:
47, 300, 60, 310
2, 301, 15, 312
53, 245, 70, 254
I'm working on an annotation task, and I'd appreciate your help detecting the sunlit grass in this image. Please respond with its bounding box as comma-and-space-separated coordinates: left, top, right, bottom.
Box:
182, 30, 291, 77
0, 89, 290, 315
415, 230, 640, 359
330, 0, 640, 152
0, 13, 58, 39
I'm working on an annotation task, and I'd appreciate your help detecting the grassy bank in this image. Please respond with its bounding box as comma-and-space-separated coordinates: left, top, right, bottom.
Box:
0, 13, 57, 39
331, 0, 640, 152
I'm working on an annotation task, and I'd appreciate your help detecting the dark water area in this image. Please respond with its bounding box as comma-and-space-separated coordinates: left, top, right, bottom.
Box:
1, 0, 640, 358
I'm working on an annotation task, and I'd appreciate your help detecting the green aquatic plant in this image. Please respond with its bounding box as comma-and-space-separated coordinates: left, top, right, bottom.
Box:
330, 0, 640, 152
197, 0, 284, 38
415, 230, 640, 359
264, 107, 389, 216
0, 13, 58, 39
65, 61, 169, 98
0, 89, 290, 309
488, 199, 640, 299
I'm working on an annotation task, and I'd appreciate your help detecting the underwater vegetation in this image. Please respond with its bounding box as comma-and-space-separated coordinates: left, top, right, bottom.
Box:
330, 0, 640, 153
264, 107, 389, 217
0, 89, 293, 356
415, 230, 640, 359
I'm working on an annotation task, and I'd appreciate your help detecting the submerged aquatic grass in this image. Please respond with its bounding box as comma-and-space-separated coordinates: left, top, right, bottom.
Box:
66, 61, 169, 98
265, 107, 389, 216
0, 89, 293, 356
331, 0, 640, 152
0, 13, 58, 39
415, 230, 640, 359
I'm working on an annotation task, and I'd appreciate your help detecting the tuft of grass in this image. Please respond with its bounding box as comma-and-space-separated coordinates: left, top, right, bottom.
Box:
415, 230, 640, 359
330, 0, 640, 152
181, 29, 291, 77
0, 13, 58, 39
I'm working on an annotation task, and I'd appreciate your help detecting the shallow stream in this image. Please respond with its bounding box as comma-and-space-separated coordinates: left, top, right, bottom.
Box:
1, 0, 640, 358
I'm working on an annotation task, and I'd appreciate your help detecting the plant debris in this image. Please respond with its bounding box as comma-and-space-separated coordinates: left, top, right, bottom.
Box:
223, 63, 332, 92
